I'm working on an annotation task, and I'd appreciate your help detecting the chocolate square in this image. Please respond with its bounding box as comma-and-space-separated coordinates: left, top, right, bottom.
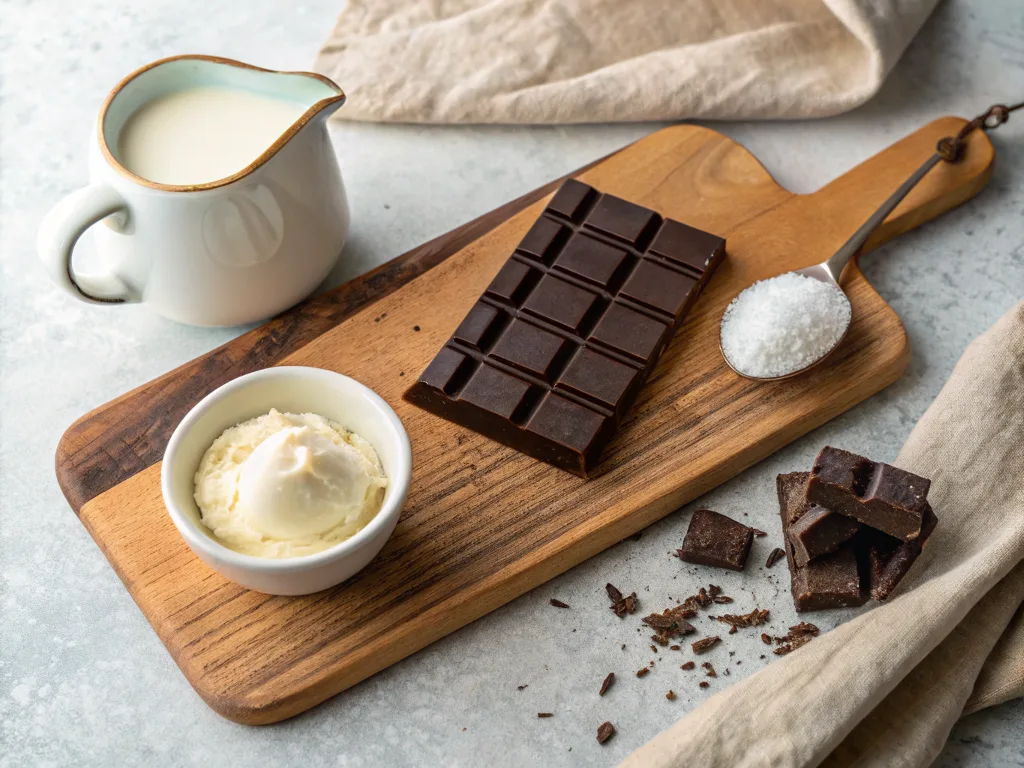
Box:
788, 503, 861, 567
516, 217, 569, 264
677, 509, 754, 571
547, 179, 597, 222
583, 193, 661, 246
778, 472, 866, 612
590, 303, 669, 363
485, 260, 538, 306
866, 504, 938, 601
620, 260, 698, 318
491, 320, 570, 382
648, 219, 726, 275
458, 365, 534, 421
521, 275, 602, 335
552, 234, 631, 288
452, 302, 503, 351
807, 447, 930, 541
556, 347, 639, 417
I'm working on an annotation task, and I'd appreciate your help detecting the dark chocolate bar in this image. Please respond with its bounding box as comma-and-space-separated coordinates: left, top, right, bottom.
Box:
807, 447, 930, 541
865, 504, 937, 601
677, 509, 754, 571
788, 503, 861, 567
778, 472, 866, 612
404, 179, 725, 476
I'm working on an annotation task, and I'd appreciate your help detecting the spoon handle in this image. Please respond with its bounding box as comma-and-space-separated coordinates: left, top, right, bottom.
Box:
824, 152, 943, 281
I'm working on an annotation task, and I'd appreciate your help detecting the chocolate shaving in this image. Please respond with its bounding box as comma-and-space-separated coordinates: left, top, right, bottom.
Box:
765, 548, 786, 568
597, 722, 616, 744
549, 598, 570, 609
681, 661, 696, 670
773, 622, 821, 656
691, 636, 721, 654
636, 667, 650, 678
669, 645, 681, 651
761, 633, 772, 645
538, 713, 553, 718
599, 673, 615, 696
715, 608, 770, 632
607, 583, 639, 618
712, 595, 734, 604
666, 690, 677, 701
643, 604, 698, 646
701, 662, 717, 678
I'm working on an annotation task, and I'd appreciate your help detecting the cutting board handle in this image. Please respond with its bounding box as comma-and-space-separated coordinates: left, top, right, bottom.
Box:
805, 117, 994, 259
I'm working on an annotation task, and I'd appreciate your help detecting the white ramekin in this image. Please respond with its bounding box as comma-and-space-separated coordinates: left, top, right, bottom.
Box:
160, 366, 411, 595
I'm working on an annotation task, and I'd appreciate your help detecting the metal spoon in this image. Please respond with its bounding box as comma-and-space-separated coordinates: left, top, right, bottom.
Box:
719, 151, 943, 382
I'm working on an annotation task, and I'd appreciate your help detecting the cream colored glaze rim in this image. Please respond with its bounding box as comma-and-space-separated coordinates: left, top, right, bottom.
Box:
97, 54, 346, 193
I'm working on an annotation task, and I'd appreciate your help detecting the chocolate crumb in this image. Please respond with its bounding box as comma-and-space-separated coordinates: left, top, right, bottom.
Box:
724, 669, 731, 676
728, 651, 735, 657
712, 595, 734, 604
650, 644, 659, 653
621, 644, 626, 650
599, 673, 615, 696
761, 633, 772, 645
681, 661, 696, 670
773, 622, 821, 656
716, 609, 770, 633
538, 712, 553, 718
597, 722, 616, 744
766, 548, 786, 568
549, 598, 570, 609
701, 662, 717, 678
699, 681, 710, 689
666, 690, 677, 701
636, 667, 650, 678
669, 645, 681, 651
399, 372, 405, 377
607, 583, 639, 618
517, 684, 528, 691
728, 625, 737, 634
752, 528, 768, 537
691, 636, 721, 654
413, 325, 421, 332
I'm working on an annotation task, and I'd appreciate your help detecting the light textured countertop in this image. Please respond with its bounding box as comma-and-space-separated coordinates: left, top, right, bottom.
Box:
2, 1, 1023, 765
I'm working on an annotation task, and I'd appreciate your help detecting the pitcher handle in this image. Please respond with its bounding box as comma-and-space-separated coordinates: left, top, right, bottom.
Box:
37, 184, 139, 304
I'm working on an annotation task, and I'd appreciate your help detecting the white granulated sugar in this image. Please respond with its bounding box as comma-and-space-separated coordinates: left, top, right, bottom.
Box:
720, 272, 852, 378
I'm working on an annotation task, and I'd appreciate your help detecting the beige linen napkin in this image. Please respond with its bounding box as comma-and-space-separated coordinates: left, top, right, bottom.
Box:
315, 0, 939, 124
621, 300, 1024, 767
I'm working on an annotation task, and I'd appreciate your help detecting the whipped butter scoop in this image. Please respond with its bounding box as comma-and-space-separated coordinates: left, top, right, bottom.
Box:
194, 409, 387, 558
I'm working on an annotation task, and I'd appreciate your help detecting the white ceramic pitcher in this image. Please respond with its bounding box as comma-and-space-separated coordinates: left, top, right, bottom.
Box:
37, 55, 350, 327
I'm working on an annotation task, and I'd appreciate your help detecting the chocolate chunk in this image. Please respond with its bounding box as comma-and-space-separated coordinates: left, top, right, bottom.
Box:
773, 622, 820, 655
404, 180, 725, 477
597, 721, 616, 744
681, 661, 696, 670
691, 636, 721, 654
607, 583, 638, 617
549, 598, 570, 609
807, 447, 930, 541
866, 504, 938, 600
677, 510, 754, 571
636, 666, 650, 678
761, 633, 772, 645
765, 547, 786, 569
778, 472, 866, 612
788, 504, 862, 566
599, 672, 615, 696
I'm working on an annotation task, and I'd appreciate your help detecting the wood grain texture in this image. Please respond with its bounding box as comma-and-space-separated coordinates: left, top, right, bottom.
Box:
68, 119, 993, 724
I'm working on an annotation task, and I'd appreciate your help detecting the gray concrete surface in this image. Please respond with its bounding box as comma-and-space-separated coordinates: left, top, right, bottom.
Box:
2, 0, 1023, 765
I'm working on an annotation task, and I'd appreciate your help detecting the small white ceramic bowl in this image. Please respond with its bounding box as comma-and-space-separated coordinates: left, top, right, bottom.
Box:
161, 366, 411, 595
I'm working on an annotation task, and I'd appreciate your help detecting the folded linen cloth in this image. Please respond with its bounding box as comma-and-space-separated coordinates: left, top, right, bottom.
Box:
315, 0, 940, 124
621, 300, 1024, 767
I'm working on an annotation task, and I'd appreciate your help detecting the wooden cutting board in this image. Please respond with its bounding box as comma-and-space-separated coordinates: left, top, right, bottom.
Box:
56, 119, 993, 724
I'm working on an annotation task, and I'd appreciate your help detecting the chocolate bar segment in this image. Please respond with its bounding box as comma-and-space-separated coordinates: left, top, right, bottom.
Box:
866, 504, 938, 601
677, 509, 753, 571
404, 180, 725, 477
807, 447, 930, 541
788, 503, 861, 567
778, 472, 866, 612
